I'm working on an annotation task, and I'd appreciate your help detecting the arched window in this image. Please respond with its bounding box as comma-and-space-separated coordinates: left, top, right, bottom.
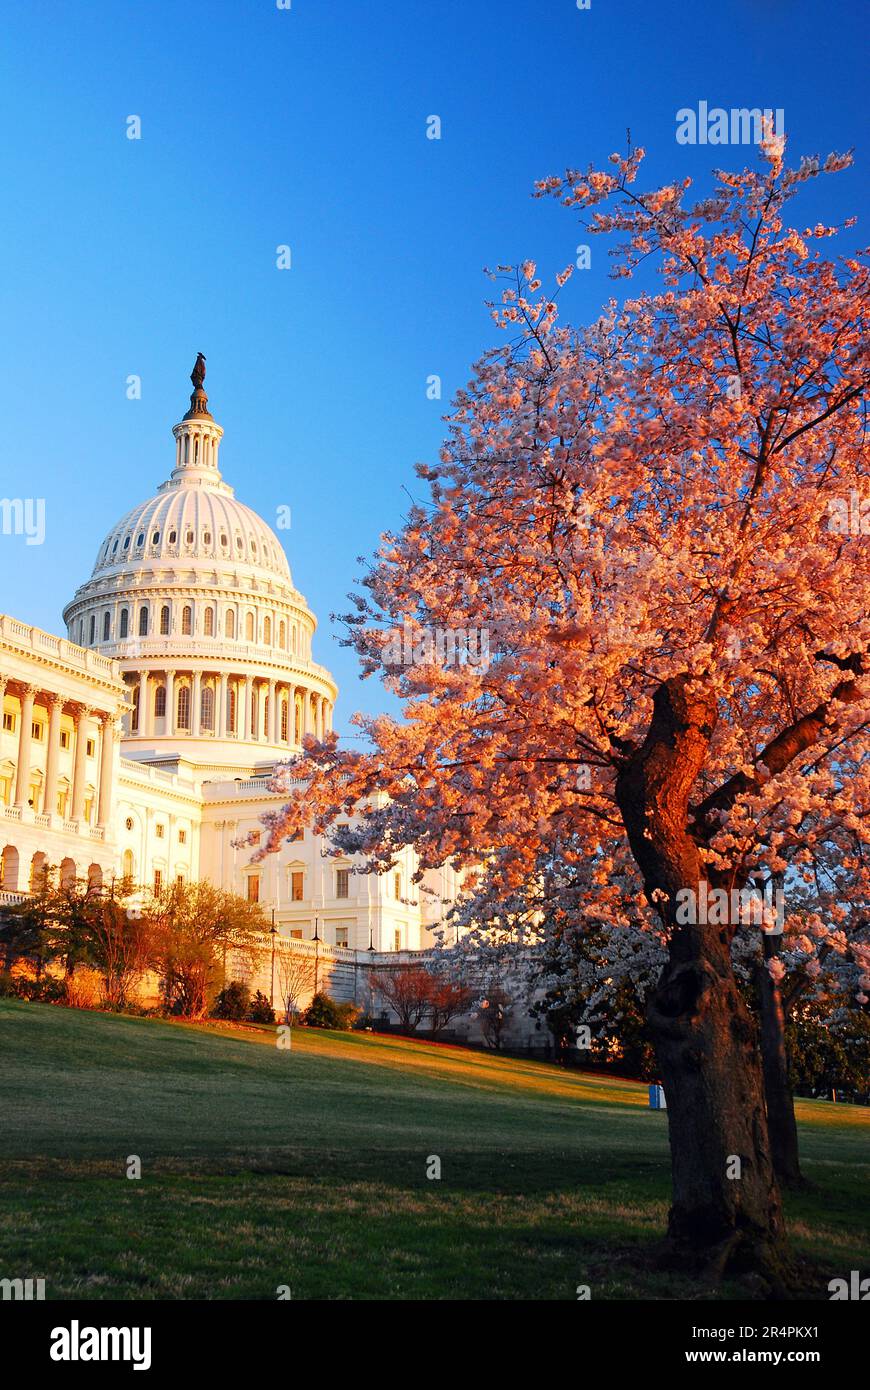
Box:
201, 685, 214, 731
203, 607, 214, 637
155, 685, 166, 718
102, 611, 111, 641
291, 626, 297, 654
245, 611, 255, 642
225, 610, 235, 639
119, 608, 129, 639
122, 849, 135, 880
132, 684, 140, 732
138, 605, 148, 636
89, 614, 96, 644
228, 685, 237, 734
279, 620, 286, 649
264, 616, 272, 645
294, 700, 302, 743
280, 698, 288, 742
177, 686, 190, 730
160, 605, 170, 635
181, 606, 192, 636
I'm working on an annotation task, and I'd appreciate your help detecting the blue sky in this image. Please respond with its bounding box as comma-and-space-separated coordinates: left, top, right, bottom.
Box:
0, 0, 865, 741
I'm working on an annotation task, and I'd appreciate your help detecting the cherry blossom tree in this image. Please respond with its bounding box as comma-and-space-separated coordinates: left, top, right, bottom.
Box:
259, 139, 868, 1285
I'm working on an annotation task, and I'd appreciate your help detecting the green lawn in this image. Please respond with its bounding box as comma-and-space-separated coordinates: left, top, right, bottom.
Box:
0, 999, 866, 1300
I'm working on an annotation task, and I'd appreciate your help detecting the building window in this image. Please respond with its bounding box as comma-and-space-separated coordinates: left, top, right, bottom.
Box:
122, 849, 134, 879
177, 874, 185, 889
3, 712, 15, 732
102, 611, 111, 641
203, 607, 214, 636
151, 531, 160, 546
245, 611, 255, 642
290, 929, 303, 940
394, 873, 401, 900
178, 829, 187, 845
119, 608, 129, 638
168, 530, 177, 545
155, 824, 165, 839
280, 699, 288, 742
155, 685, 166, 718
264, 616, 272, 644
139, 605, 148, 636
247, 875, 260, 903
160, 605, 170, 635
89, 615, 96, 645
279, 620, 286, 649
60, 729, 70, 748
153, 869, 163, 894
86, 738, 95, 758
335, 926, 348, 948
177, 685, 190, 730
31, 722, 43, 741
201, 685, 214, 730
131, 684, 140, 732
56, 788, 68, 817
336, 868, 349, 899
181, 606, 192, 636
394, 929, 402, 952
228, 685, 237, 734
291, 871, 304, 901
225, 610, 235, 639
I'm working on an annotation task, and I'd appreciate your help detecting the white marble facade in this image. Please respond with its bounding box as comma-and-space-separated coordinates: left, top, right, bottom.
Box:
0, 366, 456, 956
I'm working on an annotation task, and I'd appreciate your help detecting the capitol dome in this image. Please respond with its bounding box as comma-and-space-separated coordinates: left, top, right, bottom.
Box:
62, 357, 337, 772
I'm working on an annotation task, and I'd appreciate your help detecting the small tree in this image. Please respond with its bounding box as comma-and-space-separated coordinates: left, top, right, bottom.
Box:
148, 882, 269, 1019
428, 977, 474, 1035
275, 943, 318, 1025
368, 965, 434, 1033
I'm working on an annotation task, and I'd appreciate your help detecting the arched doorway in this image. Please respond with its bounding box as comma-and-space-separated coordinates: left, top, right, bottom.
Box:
87, 864, 103, 892
29, 852, 48, 893
59, 857, 77, 890
0, 845, 20, 891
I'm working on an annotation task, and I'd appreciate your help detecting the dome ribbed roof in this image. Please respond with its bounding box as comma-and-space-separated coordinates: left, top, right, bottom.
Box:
91, 480, 292, 584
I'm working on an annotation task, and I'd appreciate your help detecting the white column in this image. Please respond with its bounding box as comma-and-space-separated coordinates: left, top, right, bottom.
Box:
164, 670, 175, 735
71, 704, 92, 822
217, 674, 227, 736
43, 692, 63, 818
97, 714, 117, 828
192, 670, 202, 736
268, 679, 277, 743
14, 684, 36, 808
137, 670, 149, 735
241, 676, 251, 741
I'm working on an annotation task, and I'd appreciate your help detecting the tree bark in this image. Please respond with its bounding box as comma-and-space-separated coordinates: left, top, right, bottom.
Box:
755, 933, 802, 1187
615, 676, 791, 1283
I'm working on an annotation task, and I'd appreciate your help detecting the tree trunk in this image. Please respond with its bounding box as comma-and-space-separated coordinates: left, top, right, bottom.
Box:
648, 927, 788, 1281
615, 676, 791, 1284
755, 934, 802, 1187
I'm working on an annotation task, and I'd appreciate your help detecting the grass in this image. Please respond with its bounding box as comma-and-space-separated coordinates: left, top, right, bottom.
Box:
0, 999, 867, 1300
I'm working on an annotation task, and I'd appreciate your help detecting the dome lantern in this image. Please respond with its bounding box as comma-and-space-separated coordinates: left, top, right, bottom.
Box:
171, 353, 224, 484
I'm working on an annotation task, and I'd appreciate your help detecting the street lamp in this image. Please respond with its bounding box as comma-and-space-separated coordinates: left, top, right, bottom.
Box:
313, 915, 320, 996
269, 907, 277, 1008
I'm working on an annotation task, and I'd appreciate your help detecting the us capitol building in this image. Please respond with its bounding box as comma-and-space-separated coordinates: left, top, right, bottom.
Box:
0, 358, 457, 979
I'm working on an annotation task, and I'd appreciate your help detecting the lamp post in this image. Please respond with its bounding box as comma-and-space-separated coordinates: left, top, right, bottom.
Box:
269, 908, 277, 1008
313, 915, 320, 997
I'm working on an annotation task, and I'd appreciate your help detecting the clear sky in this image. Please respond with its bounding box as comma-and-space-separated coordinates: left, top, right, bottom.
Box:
0, 0, 866, 741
